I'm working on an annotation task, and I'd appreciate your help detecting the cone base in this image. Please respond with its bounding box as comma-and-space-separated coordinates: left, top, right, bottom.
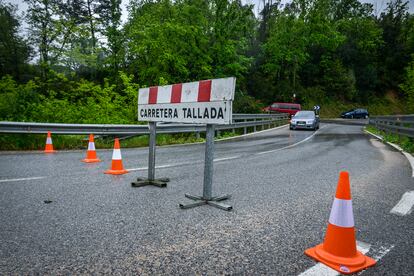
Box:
305, 244, 376, 274
104, 169, 129, 175
44, 150, 56, 153
82, 158, 101, 163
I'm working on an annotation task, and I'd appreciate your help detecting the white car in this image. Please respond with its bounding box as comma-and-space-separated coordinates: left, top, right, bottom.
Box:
290, 111, 319, 130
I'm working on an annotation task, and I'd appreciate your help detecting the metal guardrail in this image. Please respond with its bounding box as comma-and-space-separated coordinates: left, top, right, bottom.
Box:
0, 113, 288, 135
369, 115, 414, 138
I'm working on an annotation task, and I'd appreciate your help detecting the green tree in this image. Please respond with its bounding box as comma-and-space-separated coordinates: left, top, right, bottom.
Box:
95, 0, 124, 78
25, 0, 81, 80
0, 1, 31, 80
378, 0, 411, 92
125, 0, 211, 85
400, 55, 414, 113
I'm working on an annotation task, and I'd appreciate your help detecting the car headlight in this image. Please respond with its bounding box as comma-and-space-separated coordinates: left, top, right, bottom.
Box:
306, 120, 313, 124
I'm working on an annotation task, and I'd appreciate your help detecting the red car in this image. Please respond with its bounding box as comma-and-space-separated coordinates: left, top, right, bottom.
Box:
264, 102, 301, 116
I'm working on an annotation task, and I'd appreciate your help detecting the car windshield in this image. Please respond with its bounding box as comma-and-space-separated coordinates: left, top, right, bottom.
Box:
294, 111, 314, 119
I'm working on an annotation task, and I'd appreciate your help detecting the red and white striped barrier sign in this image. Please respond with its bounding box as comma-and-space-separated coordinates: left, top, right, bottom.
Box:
138, 77, 236, 124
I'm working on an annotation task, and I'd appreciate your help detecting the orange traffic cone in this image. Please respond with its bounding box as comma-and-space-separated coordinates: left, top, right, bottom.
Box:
104, 138, 128, 175
82, 134, 101, 163
44, 131, 56, 153
305, 171, 376, 274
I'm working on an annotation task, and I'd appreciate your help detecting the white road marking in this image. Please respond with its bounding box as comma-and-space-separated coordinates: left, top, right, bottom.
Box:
369, 244, 395, 262
158, 124, 289, 148
257, 126, 326, 155
390, 191, 414, 216
356, 243, 395, 275
388, 142, 403, 152
129, 124, 324, 171
216, 124, 289, 142
214, 156, 240, 162
0, 176, 46, 183
299, 241, 371, 276
127, 156, 241, 171
365, 129, 414, 178
402, 152, 414, 178
129, 125, 325, 171
364, 130, 383, 141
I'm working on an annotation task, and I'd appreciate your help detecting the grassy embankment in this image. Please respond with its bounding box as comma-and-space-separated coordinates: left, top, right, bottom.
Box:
303, 93, 407, 118
365, 125, 414, 154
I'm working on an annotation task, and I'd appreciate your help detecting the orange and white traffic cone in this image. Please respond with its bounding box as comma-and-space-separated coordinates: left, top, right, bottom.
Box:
104, 138, 128, 175
44, 131, 56, 153
82, 134, 101, 163
305, 171, 376, 274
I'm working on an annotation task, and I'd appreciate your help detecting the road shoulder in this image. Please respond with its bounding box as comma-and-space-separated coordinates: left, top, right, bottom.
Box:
364, 129, 414, 178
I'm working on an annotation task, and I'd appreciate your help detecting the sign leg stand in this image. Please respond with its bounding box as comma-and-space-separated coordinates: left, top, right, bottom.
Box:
131, 122, 170, 188
179, 124, 232, 211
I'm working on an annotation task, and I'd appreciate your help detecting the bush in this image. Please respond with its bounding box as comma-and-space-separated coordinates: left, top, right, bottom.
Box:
0, 71, 140, 124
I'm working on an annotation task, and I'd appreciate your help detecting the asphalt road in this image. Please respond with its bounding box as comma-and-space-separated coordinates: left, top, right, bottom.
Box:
0, 123, 413, 275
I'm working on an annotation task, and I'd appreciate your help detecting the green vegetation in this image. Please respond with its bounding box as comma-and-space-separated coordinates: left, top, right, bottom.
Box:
366, 125, 414, 153
0, 0, 414, 149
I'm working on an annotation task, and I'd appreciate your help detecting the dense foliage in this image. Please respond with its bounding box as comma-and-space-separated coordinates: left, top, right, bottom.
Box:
0, 0, 413, 124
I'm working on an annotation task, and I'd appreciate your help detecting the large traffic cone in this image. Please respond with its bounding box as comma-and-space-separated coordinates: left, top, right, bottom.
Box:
82, 134, 101, 163
305, 171, 376, 274
104, 138, 128, 175
44, 131, 56, 153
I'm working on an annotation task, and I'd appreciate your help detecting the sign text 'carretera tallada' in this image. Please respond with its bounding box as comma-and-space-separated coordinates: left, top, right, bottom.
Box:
138, 77, 236, 124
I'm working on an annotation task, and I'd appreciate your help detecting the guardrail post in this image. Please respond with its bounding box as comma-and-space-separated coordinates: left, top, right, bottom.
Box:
131, 122, 169, 188
253, 118, 257, 132
244, 119, 247, 135
196, 131, 200, 140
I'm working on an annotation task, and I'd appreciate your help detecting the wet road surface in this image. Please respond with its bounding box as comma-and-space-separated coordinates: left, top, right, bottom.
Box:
0, 123, 413, 275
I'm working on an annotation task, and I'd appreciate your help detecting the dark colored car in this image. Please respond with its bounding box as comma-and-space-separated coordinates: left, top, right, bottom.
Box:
264, 102, 301, 117
341, 109, 369, 119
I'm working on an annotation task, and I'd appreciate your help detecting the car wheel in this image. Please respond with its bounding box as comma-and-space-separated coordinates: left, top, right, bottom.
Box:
364, 115, 368, 119
350, 115, 354, 119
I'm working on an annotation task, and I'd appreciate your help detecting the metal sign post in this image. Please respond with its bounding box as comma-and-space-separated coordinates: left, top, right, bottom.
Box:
131, 122, 170, 188
179, 124, 232, 210
133, 77, 235, 210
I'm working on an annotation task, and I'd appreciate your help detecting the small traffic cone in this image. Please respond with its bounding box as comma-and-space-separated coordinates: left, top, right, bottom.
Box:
44, 131, 56, 153
104, 138, 128, 175
82, 134, 101, 163
305, 171, 376, 274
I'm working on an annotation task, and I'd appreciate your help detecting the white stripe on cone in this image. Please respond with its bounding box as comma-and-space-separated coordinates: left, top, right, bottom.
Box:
46, 137, 52, 144
328, 198, 354, 227
88, 142, 95, 151
112, 149, 122, 160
